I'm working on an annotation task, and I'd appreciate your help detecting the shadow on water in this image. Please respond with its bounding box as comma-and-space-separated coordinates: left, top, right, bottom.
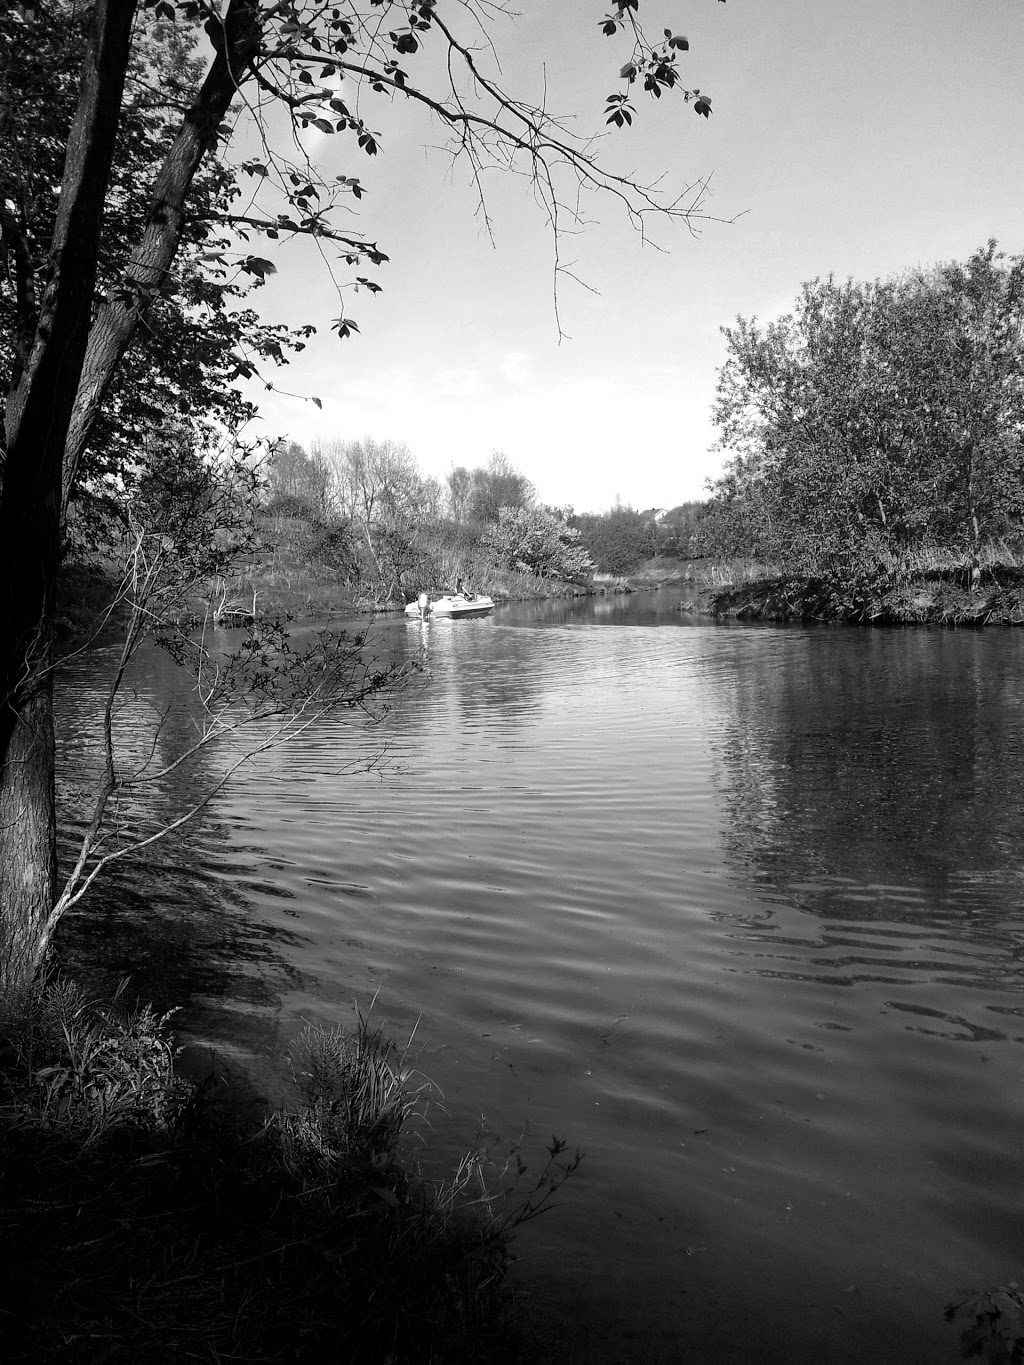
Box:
52, 643, 313, 1086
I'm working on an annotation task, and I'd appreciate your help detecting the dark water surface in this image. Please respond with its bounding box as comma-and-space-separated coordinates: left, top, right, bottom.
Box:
55, 590, 1024, 1363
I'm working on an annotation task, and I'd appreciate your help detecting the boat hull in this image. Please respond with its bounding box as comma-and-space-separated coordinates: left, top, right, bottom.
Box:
405, 594, 495, 619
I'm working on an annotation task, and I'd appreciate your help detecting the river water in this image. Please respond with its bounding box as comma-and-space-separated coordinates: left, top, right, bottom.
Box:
54, 589, 1024, 1364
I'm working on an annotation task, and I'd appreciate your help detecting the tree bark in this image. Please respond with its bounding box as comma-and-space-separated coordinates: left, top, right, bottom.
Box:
0, 682, 57, 988
0, 2, 265, 989
0, 0, 137, 988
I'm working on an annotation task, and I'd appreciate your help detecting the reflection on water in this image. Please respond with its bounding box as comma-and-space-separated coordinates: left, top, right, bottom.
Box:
54, 596, 1024, 1364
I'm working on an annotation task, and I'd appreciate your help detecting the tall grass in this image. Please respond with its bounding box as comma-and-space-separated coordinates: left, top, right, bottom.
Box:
697, 557, 778, 590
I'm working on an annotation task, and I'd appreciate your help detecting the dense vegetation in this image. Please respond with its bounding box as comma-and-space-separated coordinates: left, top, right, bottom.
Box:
571, 501, 706, 574
249, 443, 594, 611
239, 442, 710, 616
697, 242, 1024, 590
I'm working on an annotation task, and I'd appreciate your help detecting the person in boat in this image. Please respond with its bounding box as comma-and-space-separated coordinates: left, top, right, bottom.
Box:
453, 576, 475, 602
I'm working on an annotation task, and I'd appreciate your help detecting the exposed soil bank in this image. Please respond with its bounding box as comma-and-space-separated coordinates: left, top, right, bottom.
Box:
686, 566, 1024, 626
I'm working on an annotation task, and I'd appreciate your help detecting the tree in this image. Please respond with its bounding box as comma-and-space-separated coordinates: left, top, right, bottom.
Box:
1, 0, 725, 988
573, 505, 658, 573
656, 502, 706, 558
316, 437, 435, 600
445, 465, 473, 522
265, 441, 332, 517
482, 505, 593, 582
701, 243, 1024, 579
465, 453, 536, 527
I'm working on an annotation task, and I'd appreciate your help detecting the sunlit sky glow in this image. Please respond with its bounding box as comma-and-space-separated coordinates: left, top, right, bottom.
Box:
236, 0, 1024, 514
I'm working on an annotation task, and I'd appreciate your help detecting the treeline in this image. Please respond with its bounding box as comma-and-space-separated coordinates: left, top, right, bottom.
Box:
570, 502, 706, 574
698, 241, 1024, 582
259, 442, 706, 603
261, 444, 592, 602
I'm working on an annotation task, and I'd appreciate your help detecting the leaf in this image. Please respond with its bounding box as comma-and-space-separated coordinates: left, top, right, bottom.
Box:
619, 61, 637, 80
333, 317, 361, 340
371, 1186, 400, 1207
668, 34, 689, 51
311, 118, 335, 134
241, 257, 277, 280
311, 396, 323, 409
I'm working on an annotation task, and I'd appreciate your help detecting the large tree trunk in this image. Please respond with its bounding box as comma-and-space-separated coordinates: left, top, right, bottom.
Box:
0, 0, 137, 990
0, 1, 264, 991
0, 682, 57, 987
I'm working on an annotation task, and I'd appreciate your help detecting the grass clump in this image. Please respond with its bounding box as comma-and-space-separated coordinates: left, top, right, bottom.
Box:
0, 982, 580, 1363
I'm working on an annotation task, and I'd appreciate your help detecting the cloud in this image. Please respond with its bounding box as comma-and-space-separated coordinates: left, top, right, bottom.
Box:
499, 351, 531, 387
434, 366, 483, 398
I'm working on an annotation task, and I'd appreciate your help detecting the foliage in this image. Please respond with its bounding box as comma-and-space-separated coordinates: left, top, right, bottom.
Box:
451, 452, 537, 527
0, 4, 308, 506
265, 440, 332, 518
0, 976, 187, 1143
700, 242, 1024, 582
574, 504, 659, 573
483, 504, 594, 582
656, 501, 708, 558
310, 437, 441, 600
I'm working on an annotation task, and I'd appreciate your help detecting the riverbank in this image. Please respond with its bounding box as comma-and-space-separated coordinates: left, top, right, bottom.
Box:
686, 565, 1024, 626
595, 555, 706, 594
0, 979, 578, 1364
54, 552, 592, 640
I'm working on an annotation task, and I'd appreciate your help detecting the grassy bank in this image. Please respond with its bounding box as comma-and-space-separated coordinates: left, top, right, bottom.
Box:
687, 557, 1024, 626
0, 979, 579, 1364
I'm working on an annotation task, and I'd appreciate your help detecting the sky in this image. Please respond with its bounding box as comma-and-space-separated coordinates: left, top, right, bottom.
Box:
235, 0, 1024, 514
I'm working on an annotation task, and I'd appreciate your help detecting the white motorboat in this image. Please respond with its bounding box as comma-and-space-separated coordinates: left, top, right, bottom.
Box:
405, 593, 495, 619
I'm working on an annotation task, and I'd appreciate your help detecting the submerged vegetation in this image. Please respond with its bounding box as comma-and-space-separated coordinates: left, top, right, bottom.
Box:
0, 979, 581, 1363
